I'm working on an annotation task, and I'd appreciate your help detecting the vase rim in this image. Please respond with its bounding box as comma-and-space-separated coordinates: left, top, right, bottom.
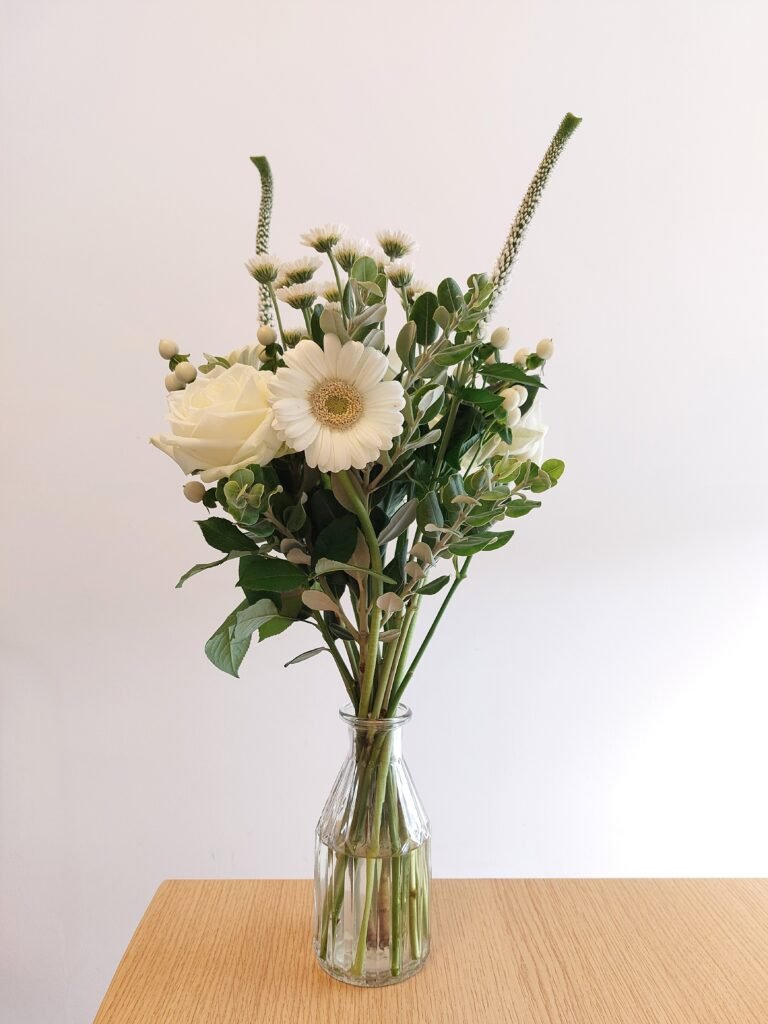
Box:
339, 703, 411, 729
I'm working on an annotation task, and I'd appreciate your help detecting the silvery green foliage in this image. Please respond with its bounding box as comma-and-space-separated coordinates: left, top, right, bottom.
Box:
488, 112, 581, 318
250, 155, 274, 326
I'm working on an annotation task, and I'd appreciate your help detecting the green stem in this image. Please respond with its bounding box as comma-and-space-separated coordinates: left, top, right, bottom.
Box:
267, 283, 288, 347
312, 613, 357, 706
327, 251, 348, 327
388, 558, 473, 712
336, 470, 383, 718
301, 305, 313, 336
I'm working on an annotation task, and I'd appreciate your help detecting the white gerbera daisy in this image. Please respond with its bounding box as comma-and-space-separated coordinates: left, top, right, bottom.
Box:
268, 335, 405, 473
276, 254, 322, 287
300, 224, 346, 253
334, 237, 372, 272
376, 229, 417, 260
385, 260, 414, 288
245, 253, 281, 284
274, 281, 318, 309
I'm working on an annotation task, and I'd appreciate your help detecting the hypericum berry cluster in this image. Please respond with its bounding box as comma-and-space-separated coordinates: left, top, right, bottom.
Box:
157, 339, 197, 392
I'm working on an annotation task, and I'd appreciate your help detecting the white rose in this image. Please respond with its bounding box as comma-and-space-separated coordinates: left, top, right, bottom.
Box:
150, 363, 282, 482
462, 394, 548, 468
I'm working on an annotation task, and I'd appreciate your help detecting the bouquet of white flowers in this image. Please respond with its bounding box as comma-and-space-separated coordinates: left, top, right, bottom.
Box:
150, 112, 580, 987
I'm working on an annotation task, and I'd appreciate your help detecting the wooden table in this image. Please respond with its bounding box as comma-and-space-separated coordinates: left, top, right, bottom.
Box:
93, 879, 768, 1023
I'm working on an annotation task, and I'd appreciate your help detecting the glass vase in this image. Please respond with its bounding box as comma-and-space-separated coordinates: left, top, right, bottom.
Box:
313, 704, 431, 986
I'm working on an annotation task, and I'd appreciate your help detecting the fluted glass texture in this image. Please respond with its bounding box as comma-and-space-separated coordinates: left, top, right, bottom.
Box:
313, 705, 430, 986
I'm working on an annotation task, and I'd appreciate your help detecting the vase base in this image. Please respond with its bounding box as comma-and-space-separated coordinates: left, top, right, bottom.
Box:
314, 947, 429, 987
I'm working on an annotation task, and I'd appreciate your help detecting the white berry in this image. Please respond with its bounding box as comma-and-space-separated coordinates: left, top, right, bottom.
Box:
183, 481, 206, 503
536, 338, 555, 360
512, 384, 528, 402
158, 338, 179, 360
490, 326, 510, 349
501, 387, 522, 411
257, 325, 277, 346
165, 372, 185, 392
506, 406, 522, 427
513, 347, 529, 366
174, 361, 197, 384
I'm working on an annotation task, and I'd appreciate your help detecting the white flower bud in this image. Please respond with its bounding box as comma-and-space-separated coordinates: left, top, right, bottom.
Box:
506, 406, 522, 427
183, 481, 206, 503
490, 326, 510, 349
158, 338, 179, 360
257, 325, 277, 346
513, 347, 529, 366
165, 372, 185, 392
500, 387, 522, 411
174, 361, 197, 384
536, 338, 555, 360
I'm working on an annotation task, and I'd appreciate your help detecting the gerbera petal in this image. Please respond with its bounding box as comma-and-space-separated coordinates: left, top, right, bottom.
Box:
336, 339, 366, 383
351, 347, 388, 391
321, 333, 341, 376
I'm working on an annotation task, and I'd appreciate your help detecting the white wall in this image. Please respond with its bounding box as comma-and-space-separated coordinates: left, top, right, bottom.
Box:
2, 0, 767, 1020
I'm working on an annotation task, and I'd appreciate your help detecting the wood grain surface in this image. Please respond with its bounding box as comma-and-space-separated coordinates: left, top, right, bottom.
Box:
93, 878, 768, 1023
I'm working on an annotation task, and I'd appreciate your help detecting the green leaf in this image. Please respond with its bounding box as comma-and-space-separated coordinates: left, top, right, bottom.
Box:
350, 256, 378, 282
238, 555, 306, 592
437, 277, 464, 314
409, 291, 439, 347
448, 529, 514, 556
233, 599, 280, 641
204, 601, 251, 677
175, 553, 235, 589
542, 458, 565, 481
377, 498, 418, 544
506, 499, 542, 518
285, 503, 307, 532
417, 574, 451, 596
315, 514, 358, 562
457, 386, 504, 412
342, 280, 355, 319
258, 615, 293, 641
402, 428, 441, 454
481, 363, 547, 388
284, 647, 328, 667
197, 517, 258, 554
417, 491, 443, 531
314, 558, 396, 584
396, 320, 417, 370
432, 341, 479, 367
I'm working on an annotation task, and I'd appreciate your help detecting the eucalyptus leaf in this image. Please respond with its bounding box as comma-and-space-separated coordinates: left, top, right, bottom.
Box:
403, 428, 441, 453
542, 458, 565, 481
350, 256, 378, 282
284, 647, 328, 668
417, 574, 451, 596
377, 498, 418, 544
506, 499, 542, 518
396, 321, 417, 370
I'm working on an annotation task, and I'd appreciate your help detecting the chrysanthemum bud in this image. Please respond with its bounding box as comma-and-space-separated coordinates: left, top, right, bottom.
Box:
174, 361, 197, 384
536, 338, 554, 360
257, 325, 277, 346
183, 481, 206, 502
158, 338, 179, 360
501, 387, 522, 411
506, 406, 522, 427
490, 326, 510, 349
165, 372, 185, 392
513, 347, 529, 366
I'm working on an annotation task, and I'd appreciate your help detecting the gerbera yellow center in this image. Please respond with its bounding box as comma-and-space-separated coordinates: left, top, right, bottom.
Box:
309, 378, 364, 430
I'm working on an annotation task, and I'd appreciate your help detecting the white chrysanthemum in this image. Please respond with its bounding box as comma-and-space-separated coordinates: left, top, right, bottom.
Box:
371, 249, 391, 270
245, 253, 281, 284
276, 254, 322, 287
274, 281, 318, 309
385, 260, 414, 288
405, 279, 429, 301
334, 237, 372, 272
300, 224, 346, 252
376, 229, 417, 259
268, 335, 405, 473
318, 280, 341, 302
282, 327, 306, 348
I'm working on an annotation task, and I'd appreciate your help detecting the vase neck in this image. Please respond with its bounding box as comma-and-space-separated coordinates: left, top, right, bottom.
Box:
340, 704, 411, 760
